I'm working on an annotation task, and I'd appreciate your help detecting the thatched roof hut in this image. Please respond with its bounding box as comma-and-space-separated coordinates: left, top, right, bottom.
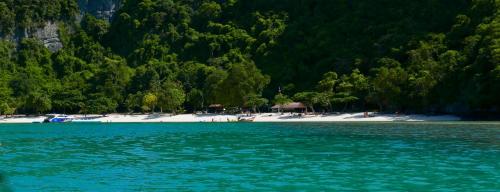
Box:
208, 104, 224, 113
271, 102, 306, 112
208, 104, 223, 108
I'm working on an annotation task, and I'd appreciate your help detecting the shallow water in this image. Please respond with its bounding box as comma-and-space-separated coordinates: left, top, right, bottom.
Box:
0, 122, 499, 191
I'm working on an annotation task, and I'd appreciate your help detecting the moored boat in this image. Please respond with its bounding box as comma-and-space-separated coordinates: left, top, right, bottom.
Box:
44, 114, 74, 123
238, 116, 256, 122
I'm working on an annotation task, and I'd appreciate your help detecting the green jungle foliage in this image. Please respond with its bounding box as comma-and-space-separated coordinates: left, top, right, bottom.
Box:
0, 0, 499, 114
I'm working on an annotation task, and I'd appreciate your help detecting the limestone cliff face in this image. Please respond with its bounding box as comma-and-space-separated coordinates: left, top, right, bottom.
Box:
5, 21, 63, 53
23, 0, 122, 52
78, 0, 122, 21
30, 22, 63, 52
1, 0, 122, 52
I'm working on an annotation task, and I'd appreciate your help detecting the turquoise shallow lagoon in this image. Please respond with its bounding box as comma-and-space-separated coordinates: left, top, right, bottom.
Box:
0, 122, 499, 191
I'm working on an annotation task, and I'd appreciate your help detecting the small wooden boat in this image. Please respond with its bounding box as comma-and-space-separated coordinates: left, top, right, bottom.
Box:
238, 116, 256, 122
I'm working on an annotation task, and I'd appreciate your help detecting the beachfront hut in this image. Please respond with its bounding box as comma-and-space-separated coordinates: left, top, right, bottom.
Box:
208, 104, 224, 113
271, 102, 306, 113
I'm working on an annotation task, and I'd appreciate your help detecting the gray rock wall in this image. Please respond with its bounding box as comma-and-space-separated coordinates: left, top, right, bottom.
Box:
31, 22, 63, 52
1, 0, 122, 52
2, 21, 63, 53
78, 0, 122, 21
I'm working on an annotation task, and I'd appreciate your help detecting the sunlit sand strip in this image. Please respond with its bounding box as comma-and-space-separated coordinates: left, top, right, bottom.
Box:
0, 113, 462, 123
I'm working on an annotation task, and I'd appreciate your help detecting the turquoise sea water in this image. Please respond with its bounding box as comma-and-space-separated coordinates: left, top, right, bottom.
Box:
0, 122, 499, 191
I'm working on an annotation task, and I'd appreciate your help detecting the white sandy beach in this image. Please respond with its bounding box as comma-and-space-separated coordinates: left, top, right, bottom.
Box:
0, 113, 461, 124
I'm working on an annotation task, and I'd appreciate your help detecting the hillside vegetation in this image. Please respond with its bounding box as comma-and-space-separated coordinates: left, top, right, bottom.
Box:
0, 0, 499, 115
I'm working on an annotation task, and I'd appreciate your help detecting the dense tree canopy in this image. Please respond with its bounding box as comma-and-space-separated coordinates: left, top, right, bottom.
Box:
0, 0, 499, 115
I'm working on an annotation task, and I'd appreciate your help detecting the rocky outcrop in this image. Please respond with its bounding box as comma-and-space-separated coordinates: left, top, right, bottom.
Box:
31, 22, 63, 52
1, 0, 123, 52
78, 0, 122, 21
2, 21, 63, 53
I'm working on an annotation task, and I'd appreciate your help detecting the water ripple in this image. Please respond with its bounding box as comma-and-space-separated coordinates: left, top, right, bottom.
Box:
0, 122, 499, 191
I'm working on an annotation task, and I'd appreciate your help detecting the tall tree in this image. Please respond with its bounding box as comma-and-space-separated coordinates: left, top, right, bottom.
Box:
158, 81, 186, 114
293, 92, 318, 113
369, 58, 408, 112
215, 59, 270, 107
142, 92, 158, 113
244, 94, 269, 113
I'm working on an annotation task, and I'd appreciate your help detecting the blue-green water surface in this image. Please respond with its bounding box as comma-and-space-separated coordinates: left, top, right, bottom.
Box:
0, 122, 499, 191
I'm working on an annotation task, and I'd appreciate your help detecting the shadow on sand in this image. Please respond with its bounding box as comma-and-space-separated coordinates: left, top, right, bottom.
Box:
144, 113, 164, 120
